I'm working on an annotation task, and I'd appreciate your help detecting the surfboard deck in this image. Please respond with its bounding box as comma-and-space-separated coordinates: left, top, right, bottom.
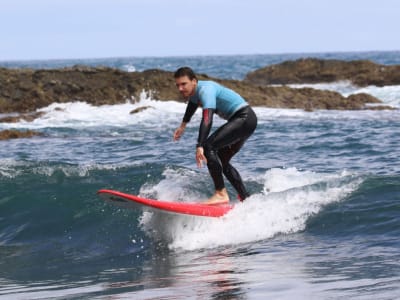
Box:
97, 189, 234, 218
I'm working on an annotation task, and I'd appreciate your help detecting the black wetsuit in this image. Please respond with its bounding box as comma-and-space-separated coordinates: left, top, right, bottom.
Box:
182, 81, 257, 201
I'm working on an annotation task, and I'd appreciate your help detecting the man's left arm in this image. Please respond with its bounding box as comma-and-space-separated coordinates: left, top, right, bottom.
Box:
195, 108, 214, 167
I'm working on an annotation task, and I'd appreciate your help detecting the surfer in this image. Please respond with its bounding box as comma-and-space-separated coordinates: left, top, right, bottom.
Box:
173, 67, 257, 205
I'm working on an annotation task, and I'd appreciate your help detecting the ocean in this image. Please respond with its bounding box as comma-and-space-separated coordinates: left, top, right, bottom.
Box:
0, 51, 399, 299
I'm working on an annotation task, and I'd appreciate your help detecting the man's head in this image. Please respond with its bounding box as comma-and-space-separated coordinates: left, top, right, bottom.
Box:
174, 67, 198, 98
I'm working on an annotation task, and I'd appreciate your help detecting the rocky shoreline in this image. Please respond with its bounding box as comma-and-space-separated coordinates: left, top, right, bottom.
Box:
1, 58, 398, 139
0, 129, 42, 140
245, 58, 400, 86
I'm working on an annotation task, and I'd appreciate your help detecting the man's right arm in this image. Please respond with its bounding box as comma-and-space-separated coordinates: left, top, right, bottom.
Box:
173, 101, 198, 141
173, 122, 187, 141
182, 101, 198, 123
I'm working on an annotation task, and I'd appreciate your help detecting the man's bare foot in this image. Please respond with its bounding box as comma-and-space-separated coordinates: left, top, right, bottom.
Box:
203, 189, 229, 205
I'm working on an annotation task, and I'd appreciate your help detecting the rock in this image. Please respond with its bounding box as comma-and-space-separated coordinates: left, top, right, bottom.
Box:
0, 129, 42, 140
245, 58, 400, 87
0, 67, 179, 113
130, 106, 154, 114
364, 105, 396, 110
0, 111, 45, 123
0, 64, 390, 114
211, 79, 383, 110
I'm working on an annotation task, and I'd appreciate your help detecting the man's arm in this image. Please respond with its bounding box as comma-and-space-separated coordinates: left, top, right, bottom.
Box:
173, 101, 198, 141
173, 122, 186, 141
183, 101, 198, 123
195, 108, 214, 167
196, 108, 214, 148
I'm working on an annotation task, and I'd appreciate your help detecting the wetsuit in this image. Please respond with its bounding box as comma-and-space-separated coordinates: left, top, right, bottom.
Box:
182, 81, 257, 200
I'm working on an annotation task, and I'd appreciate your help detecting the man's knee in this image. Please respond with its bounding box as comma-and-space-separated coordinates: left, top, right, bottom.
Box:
222, 163, 233, 176
203, 142, 215, 160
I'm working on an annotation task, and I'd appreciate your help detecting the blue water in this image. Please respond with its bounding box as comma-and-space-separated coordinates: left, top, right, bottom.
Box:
0, 52, 400, 299
2, 50, 400, 80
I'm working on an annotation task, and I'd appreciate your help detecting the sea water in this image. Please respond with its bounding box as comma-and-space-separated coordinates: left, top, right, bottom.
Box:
0, 51, 399, 299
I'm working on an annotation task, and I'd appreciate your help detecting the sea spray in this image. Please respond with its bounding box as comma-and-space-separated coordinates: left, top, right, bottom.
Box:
139, 168, 362, 250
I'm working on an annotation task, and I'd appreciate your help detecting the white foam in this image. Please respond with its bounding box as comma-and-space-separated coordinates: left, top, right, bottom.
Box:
0, 159, 26, 178
0, 158, 136, 178
138, 167, 362, 251
30, 162, 126, 178
0, 92, 192, 130
261, 167, 353, 193
139, 167, 204, 201
122, 64, 136, 72
346, 85, 400, 108
1, 87, 399, 131
288, 81, 400, 108
252, 106, 399, 123
288, 80, 357, 95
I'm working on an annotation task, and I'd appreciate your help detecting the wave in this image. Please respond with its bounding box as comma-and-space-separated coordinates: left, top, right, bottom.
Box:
307, 175, 400, 238
0, 95, 186, 130
1, 98, 399, 134
0, 161, 161, 282
0, 158, 144, 179
138, 167, 366, 250
288, 81, 400, 108
1, 161, 399, 282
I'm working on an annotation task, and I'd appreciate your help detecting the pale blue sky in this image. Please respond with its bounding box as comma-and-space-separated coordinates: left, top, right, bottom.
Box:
0, 0, 399, 61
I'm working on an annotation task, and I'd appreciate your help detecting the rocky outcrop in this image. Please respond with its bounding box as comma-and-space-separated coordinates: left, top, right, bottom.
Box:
0, 66, 180, 113
130, 106, 154, 114
0, 66, 385, 115
216, 79, 383, 110
245, 58, 400, 87
0, 111, 45, 123
0, 129, 42, 140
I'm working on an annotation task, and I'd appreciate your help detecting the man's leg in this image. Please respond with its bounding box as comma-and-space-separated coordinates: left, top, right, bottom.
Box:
203, 106, 257, 203
218, 141, 250, 201
202, 144, 229, 204
202, 124, 247, 203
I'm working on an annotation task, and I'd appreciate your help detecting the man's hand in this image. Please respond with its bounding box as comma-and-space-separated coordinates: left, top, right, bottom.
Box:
196, 147, 207, 168
173, 123, 186, 141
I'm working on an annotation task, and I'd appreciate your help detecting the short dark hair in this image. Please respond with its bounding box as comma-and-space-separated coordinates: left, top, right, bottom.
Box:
174, 67, 197, 80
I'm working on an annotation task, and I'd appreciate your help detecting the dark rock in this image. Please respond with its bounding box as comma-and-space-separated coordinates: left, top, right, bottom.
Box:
0, 111, 45, 123
0, 129, 42, 140
0, 64, 390, 114
245, 58, 400, 87
130, 106, 154, 114
0, 67, 180, 113
212, 79, 383, 110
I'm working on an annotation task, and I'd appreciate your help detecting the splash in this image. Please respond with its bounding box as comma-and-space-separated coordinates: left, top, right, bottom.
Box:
0, 158, 140, 179
1, 93, 398, 132
138, 167, 362, 251
0, 97, 187, 130
289, 81, 400, 108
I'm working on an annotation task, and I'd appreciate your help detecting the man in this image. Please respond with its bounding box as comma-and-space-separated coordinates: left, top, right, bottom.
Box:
173, 67, 257, 205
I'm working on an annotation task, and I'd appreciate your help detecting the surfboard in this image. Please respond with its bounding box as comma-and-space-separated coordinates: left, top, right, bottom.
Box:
97, 189, 234, 218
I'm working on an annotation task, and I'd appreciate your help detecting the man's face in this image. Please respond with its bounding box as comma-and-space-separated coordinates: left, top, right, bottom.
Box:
175, 76, 197, 98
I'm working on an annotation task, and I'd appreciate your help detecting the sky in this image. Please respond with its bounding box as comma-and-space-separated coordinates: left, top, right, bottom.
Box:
0, 0, 399, 61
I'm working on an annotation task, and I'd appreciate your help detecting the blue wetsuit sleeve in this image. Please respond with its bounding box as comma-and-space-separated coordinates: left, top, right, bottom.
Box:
197, 108, 214, 148
182, 101, 198, 123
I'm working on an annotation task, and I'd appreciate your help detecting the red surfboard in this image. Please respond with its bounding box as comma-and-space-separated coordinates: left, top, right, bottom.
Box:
97, 189, 234, 218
